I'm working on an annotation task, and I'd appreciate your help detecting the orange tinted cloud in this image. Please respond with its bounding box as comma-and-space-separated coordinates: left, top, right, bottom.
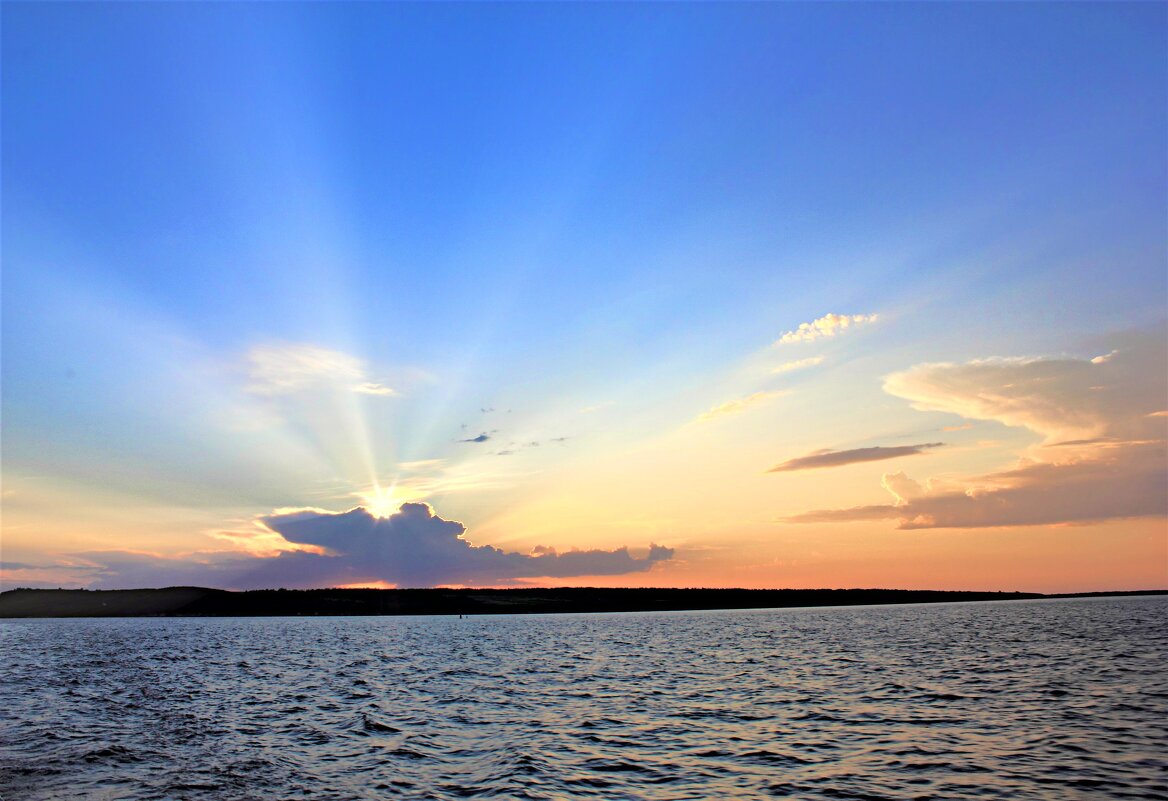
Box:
788, 334, 1167, 530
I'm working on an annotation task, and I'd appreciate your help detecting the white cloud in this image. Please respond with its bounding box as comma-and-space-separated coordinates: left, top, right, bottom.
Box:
694, 390, 787, 423
880, 471, 928, 506
883, 342, 1163, 444
776, 313, 877, 345
773, 355, 825, 374
352, 382, 397, 396
246, 343, 396, 397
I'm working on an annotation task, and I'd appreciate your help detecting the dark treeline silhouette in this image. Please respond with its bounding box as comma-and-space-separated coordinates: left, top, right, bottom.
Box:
0, 586, 1163, 618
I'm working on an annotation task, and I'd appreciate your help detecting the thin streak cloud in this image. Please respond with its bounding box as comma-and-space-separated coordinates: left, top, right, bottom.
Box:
782, 444, 1167, 529
773, 356, 825, 374
769, 443, 944, 472
694, 391, 787, 423
246, 343, 396, 397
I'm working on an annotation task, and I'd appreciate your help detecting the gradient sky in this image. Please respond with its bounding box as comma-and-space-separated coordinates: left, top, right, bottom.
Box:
3, 3, 1166, 592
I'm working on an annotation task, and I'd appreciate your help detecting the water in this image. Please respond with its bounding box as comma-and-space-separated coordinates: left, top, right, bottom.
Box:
1, 596, 1165, 800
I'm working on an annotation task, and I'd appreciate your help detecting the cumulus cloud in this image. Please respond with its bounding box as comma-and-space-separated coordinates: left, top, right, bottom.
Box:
776, 313, 877, 345
694, 391, 787, 423
77, 503, 674, 589
786, 333, 1168, 529
246, 343, 396, 397
769, 443, 943, 472
881, 471, 929, 505
882, 341, 1165, 444
773, 355, 825, 374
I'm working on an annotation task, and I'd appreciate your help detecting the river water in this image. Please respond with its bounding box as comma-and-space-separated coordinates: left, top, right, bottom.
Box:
1, 596, 1165, 800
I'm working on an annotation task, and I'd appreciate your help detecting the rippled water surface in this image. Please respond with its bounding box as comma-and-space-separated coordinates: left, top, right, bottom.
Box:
2, 597, 1166, 800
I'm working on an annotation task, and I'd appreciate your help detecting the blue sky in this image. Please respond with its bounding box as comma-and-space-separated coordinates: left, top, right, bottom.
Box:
3, 3, 1165, 591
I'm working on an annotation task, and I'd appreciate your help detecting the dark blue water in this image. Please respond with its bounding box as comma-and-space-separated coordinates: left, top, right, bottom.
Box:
2, 597, 1166, 800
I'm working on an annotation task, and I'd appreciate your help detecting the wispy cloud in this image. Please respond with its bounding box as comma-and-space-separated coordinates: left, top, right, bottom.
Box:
785, 332, 1167, 528
579, 401, 615, 414
772, 355, 825, 374
460, 433, 490, 443
776, 313, 877, 345
246, 343, 396, 397
490, 440, 550, 457
396, 459, 445, 472
395, 468, 509, 496
769, 443, 943, 472
694, 391, 787, 423
783, 445, 1167, 528
353, 382, 396, 396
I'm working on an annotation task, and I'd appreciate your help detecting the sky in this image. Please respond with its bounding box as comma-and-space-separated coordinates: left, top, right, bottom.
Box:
2, 3, 1165, 593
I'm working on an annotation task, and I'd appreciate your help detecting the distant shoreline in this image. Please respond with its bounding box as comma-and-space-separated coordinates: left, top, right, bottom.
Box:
1, 586, 1164, 618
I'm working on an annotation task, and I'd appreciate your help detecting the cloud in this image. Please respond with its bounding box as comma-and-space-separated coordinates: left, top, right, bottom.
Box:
579, 402, 615, 414
769, 443, 944, 472
209, 521, 331, 557
490, 440, 548, 457
881, 471, 928, 505
460, 433, 490, 443
369, 462, 514, 499
246, 343, 396, 397
786, 333, 1168, 529
773, 355, 825, 374
695, 391, 787, 423
0, 561, 41, 571
784, 443, 1167, 528
776, 313, 877, 345
882, 342, 1165, 444
396, 459, 445, 472
76, 503, 674, 589
353, 382, 396, 396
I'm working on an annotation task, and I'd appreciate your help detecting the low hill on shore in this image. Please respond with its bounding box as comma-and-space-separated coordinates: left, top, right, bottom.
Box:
1, 586, 1163, 618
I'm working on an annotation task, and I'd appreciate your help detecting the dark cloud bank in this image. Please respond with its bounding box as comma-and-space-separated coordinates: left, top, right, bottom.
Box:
82, 503, 673, 590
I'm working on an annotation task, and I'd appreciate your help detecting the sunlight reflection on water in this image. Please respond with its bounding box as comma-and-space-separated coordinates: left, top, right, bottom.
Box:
1, 597, 1166, 800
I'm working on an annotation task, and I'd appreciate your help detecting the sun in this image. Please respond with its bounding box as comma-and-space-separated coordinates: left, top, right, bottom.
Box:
358, 484, 423, 519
